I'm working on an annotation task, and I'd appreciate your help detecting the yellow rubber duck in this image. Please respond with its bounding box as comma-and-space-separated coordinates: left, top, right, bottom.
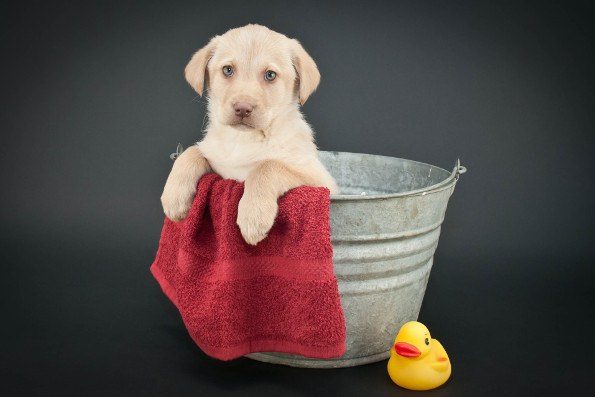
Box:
387, 321, 451, 391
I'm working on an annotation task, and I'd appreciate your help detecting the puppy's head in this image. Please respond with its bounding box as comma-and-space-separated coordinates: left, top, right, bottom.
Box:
184, 24, 320, 131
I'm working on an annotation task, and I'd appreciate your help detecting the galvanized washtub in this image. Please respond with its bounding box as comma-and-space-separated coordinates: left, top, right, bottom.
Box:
247, 151, 465, 368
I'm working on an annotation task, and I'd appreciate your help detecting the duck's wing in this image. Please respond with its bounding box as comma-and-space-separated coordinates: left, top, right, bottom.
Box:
431, 339, 450, 372
431, 360, 450, 371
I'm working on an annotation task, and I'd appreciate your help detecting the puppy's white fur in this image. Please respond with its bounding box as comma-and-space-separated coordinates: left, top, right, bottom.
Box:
161, 24, 338, 245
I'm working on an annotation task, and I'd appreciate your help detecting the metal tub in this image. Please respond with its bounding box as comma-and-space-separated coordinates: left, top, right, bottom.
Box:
247, 151, 465, 368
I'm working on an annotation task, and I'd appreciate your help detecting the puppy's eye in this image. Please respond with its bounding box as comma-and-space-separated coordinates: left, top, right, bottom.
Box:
222, 65, 234, 77
264, 70, 277, 81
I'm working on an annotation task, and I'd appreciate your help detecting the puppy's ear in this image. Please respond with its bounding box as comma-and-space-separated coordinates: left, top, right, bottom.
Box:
184, 36, 219, 96
291, 39, 321, 105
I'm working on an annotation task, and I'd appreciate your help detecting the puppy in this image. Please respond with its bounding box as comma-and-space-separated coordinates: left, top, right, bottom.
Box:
161, 24, 338, 245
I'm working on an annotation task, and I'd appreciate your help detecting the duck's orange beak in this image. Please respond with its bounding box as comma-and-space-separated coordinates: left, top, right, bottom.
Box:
394, 342, 421, 357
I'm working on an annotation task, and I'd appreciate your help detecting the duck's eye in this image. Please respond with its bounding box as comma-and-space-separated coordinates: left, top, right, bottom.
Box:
264, 70, 277, 81
425, 338, 430, 346
222, 65, 234, 77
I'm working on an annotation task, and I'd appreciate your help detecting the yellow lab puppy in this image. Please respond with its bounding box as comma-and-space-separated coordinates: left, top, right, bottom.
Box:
161, 24, 338, 245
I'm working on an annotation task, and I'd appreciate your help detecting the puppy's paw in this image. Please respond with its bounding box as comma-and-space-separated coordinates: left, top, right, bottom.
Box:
236, 194, 278, 245
161, 181, 196, 222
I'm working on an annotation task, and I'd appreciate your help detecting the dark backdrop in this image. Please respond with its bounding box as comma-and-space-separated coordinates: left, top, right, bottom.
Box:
1, 0, 593, 395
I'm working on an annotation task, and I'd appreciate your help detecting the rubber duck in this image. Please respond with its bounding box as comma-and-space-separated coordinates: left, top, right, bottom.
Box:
387, 321, 451, 391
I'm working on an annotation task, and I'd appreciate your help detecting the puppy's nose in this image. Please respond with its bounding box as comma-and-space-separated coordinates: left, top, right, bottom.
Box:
233, 102, 253, 118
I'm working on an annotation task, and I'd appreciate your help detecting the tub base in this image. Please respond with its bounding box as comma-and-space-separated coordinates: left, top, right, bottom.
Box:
245, 350, 390, 368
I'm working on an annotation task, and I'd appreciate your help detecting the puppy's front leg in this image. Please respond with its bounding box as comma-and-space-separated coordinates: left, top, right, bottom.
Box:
237, 160, 308, 245
161, 145, 210, 221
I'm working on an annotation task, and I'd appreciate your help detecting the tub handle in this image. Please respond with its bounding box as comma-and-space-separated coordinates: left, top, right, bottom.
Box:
454, 159, 467, 180
170, 143, 185, 161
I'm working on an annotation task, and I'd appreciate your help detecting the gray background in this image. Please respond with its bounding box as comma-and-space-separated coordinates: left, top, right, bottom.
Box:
1, 0, 593, 395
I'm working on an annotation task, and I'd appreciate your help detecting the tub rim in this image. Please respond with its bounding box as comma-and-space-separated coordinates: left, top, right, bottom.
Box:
321, 151, 466, 201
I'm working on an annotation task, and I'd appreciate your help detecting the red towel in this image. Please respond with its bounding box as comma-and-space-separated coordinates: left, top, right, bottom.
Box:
150, 173, 346, 361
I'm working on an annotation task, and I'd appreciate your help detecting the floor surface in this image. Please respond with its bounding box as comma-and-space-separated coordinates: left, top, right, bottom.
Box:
2, 235, 592, 396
